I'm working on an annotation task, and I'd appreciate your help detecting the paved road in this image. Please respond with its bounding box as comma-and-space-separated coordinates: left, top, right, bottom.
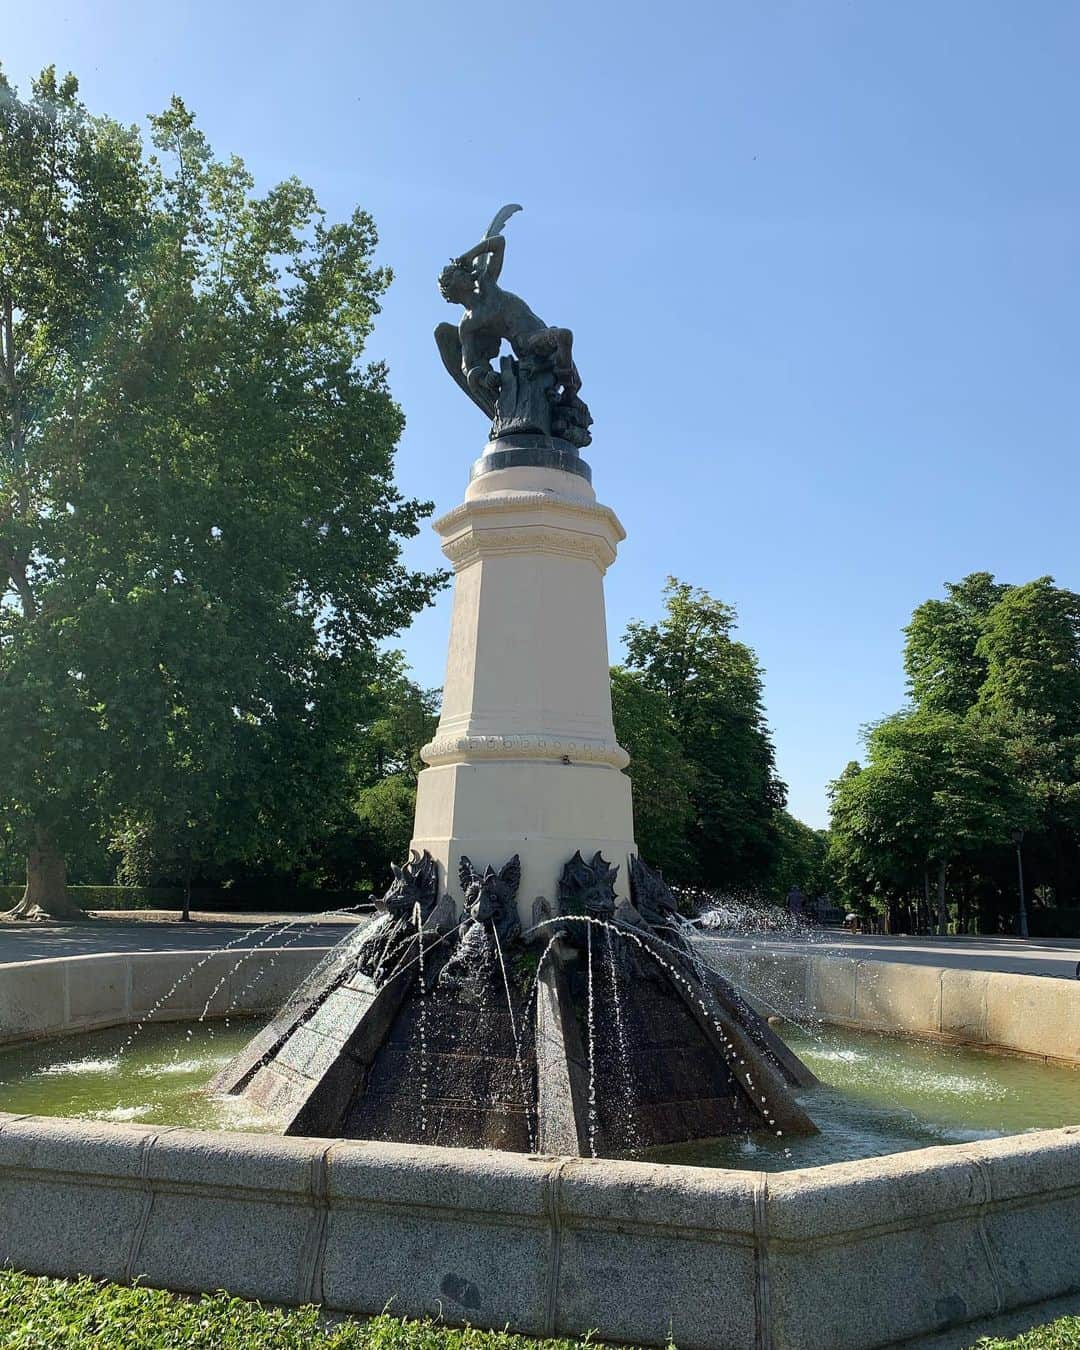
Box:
0, 912, 366, 965
2, 914, 1077, 979
695, 931, 1080, 979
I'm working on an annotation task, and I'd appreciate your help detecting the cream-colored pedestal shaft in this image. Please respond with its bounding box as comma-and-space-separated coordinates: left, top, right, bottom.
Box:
411, 463, 636, 927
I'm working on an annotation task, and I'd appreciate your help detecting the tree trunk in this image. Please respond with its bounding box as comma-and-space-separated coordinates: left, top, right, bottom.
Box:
936, 860, 948, 936
181, 847, 192, 923
922, 869, 932, 934
3, 825, 85, 921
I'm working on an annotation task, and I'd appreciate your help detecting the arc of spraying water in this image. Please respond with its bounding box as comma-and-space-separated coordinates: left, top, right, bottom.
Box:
526, 915, 788, 1140
491, 925, 536, 1152
119, 910, 359, 1058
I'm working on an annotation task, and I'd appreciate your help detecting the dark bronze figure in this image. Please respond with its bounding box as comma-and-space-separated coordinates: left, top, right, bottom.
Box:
558, 849, 619, 921
435, 205, 593, 449
380, 849, 440, 924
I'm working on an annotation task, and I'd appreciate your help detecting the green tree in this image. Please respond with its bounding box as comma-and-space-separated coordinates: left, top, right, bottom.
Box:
610, 666, 694, 879
0, 66, 148, 916
772, 811, 830, 902
828, 710, 1025, 933
976, 578, 1080, 908
903, 572, 1010, 715
278, 650, 439, 896
623, 578, 786, 890
0, 71, 444, 918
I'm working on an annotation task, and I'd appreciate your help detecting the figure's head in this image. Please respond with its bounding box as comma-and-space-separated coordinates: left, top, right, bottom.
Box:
381, 849, 439, 922
558, 850, 619, 921
438, 261, 475, 305
458, 854, 522, 941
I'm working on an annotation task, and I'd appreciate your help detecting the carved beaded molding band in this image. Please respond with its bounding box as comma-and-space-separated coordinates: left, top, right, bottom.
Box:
420, 732, 630, 771
440, 527, 616, 571
435, 491, 624, 532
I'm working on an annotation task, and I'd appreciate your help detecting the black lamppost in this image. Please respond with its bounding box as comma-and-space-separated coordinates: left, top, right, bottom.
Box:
1011, 828, 1028, 939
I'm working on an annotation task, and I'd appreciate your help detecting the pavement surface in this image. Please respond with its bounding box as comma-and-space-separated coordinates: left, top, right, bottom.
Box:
0, 912, 1077, 979
696, 931, 1080, 979
0, 911, 366, 965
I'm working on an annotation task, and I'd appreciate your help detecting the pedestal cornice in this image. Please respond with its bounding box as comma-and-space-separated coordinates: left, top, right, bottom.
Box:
420, 732, 630, 771
434, 491, 626, 573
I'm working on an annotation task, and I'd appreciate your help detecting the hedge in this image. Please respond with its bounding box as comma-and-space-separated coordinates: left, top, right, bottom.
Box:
1028, 908, 1080, 939
0, 884, 370, 915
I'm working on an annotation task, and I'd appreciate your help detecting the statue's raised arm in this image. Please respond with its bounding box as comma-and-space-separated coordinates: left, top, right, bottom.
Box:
434, 205, 593, 450
455, 234, 506, 285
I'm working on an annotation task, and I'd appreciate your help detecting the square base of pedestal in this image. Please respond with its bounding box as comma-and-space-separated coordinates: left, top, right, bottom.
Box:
411, 758, 637, 923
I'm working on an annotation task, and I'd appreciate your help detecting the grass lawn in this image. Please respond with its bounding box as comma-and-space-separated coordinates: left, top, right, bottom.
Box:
0, 1271, 617, 1349
3, 1269, 1078, 1349
977, 1319, 1080, 1348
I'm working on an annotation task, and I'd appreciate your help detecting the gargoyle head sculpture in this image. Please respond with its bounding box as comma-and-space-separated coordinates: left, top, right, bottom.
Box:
557, 850, 619, 922
458, 854, 522, 943
627, 854, 680, 930
380, 849, 439, 924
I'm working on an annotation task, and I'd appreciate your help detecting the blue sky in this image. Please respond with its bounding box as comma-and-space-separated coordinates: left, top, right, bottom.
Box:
7, 2, 1079, 827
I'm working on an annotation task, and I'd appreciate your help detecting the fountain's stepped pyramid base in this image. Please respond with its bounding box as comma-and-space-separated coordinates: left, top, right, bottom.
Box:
210, 886, 819, 1156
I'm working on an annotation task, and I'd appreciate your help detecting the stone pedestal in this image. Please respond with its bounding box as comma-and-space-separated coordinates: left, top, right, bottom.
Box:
211, 447, 821, 1155
411, 460, 636, 927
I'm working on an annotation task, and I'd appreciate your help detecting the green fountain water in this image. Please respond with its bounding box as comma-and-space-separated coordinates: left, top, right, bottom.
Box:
0, 1017, 1075, 1170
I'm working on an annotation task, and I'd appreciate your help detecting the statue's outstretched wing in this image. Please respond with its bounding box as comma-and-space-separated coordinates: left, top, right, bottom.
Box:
434, 322, 496, 419
484, 203, 522, 239
476, 204, 522, 282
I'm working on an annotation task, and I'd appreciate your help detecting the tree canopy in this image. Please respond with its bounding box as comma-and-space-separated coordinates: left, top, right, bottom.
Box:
0, 67, 444, 917
831, 571, 1080, 934
618, 578, 796, 894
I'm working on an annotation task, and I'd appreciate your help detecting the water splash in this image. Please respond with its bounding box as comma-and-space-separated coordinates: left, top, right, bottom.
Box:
118, 907, 370, 1059
492, 925, 535, 1152
585, 923, 598, 1157
414, 902, 429, 1139
604, 926, 640, 1154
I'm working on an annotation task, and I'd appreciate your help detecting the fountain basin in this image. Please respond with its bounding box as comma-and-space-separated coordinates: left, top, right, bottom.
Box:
1, 1018, 1076, 1172
0, 946, 1076, 1349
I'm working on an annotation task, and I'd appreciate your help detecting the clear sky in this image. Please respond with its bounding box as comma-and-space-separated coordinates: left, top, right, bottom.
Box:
6, 2, 1079, 827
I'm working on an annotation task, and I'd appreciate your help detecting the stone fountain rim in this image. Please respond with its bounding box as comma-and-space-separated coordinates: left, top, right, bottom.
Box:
0, 946, 1076, 1348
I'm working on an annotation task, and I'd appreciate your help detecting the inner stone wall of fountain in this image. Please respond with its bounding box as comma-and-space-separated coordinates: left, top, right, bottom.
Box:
0, 947, 328, 1046
703, 948, 1080, 1066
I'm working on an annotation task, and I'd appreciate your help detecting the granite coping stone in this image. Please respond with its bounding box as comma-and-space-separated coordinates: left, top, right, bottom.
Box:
0, 1113, 1074, 1348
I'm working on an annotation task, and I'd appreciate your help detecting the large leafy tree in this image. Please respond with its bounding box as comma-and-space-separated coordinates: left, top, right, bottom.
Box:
903, 572, 1009, 714
833, 573, 1080, 932
1, 67, 148, 916
320, 650, 439, 893
609, 666, 695, 880
828, 710, 1024, 933
623, 578, 787, 890
771, 811, 829, 902
0, 71, 443, 918
976, 579, 1080, 908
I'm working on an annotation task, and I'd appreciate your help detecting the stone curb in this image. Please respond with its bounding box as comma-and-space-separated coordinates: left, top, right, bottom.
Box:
0, 1114, 1076, 1349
